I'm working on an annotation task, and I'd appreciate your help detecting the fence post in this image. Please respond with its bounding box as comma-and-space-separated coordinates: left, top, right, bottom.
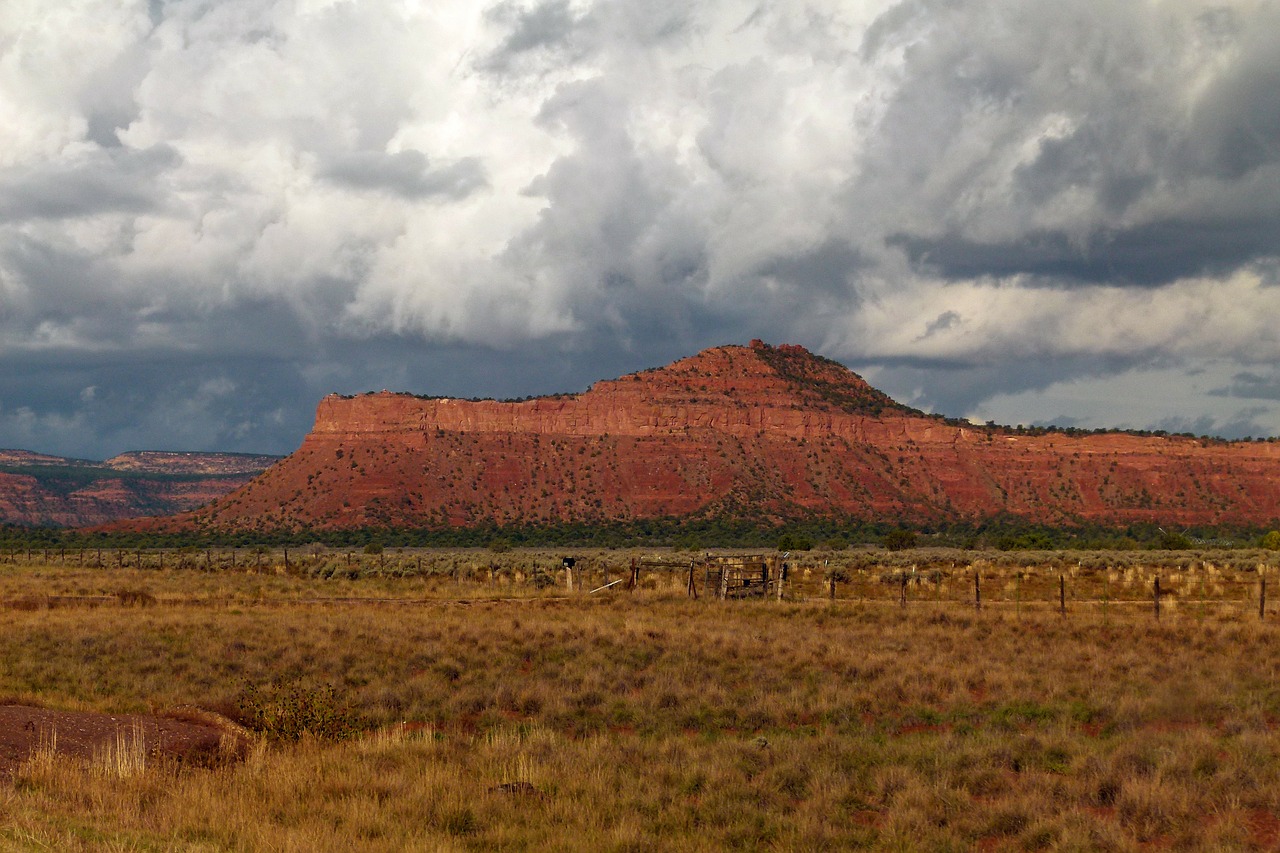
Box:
1261, 577, 1267, 621
1103, 573, 1110, 625
1059, 574, 1066, 615
899, 573, 907, 608
688, 561, 697, 599
974, 570, 981, 612
1154, 576, 1161, 620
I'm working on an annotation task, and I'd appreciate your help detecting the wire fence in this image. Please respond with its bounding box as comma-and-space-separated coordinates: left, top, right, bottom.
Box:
0, 548, 1274, 620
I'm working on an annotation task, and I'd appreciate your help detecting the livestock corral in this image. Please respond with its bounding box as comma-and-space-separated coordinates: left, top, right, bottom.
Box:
1, 545, 1279, 850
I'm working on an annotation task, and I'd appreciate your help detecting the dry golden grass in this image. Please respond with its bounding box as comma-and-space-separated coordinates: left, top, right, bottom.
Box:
0, 549, 1277, 849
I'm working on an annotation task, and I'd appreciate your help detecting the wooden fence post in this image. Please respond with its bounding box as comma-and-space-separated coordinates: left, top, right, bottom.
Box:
899, 573, 907, 608
1103, 573, 1110, 624
974, 571, 981, 612
1260, 577, 1267, 621
1059, 575, 1066, 615
688, 561, 698, 599
1154, 576, 1161, 620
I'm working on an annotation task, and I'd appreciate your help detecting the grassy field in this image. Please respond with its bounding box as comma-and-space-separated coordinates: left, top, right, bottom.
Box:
1, 548, 1279, 850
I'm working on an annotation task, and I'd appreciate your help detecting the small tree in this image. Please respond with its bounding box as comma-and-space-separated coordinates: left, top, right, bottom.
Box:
1261, 530, 1280, 551
1155, 531, 1192, 550
883, 529, 917, 551
777, 534, 813, 552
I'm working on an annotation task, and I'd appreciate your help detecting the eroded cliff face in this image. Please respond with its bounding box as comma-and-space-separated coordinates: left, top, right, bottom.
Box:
128, 342, 1280, 533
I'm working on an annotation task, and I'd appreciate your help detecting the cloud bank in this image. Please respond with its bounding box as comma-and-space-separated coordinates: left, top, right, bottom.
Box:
2, 0, 1279, 457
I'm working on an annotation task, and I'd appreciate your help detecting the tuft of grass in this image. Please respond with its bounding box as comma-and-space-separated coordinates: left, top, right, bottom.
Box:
92, 723, 148, 780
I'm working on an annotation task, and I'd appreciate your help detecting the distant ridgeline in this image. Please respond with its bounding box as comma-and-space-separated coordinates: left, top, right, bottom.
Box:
0, 451, 279, 528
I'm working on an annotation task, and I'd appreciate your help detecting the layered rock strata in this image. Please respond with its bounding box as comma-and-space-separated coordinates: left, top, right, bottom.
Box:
129, 341, 1280, 532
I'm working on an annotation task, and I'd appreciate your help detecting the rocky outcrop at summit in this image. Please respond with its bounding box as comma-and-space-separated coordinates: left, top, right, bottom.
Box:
120, 341, 1280, 534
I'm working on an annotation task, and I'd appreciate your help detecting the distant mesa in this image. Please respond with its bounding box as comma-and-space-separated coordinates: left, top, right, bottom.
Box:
106, 341, 1280, 534
0, 450, 280, 528
101, 451, 279, 476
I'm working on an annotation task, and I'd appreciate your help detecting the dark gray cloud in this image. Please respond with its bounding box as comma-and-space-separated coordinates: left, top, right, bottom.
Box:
1211, 371, 1280, 403
320, 150, 487, 200
481, 0, 692, 74
889, 216, 1280, 286
481, 0, 581, 72
854, 0, 1280, 289
0, 145, 178, 221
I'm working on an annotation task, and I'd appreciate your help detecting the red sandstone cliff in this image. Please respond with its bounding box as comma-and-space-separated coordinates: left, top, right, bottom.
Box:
122, 341, 1280, 534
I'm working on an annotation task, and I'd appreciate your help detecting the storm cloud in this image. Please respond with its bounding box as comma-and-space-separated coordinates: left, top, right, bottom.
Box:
2, 0, 1280, 459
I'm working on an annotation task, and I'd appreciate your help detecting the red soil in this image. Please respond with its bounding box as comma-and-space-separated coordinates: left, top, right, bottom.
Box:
0, 704, 246, 776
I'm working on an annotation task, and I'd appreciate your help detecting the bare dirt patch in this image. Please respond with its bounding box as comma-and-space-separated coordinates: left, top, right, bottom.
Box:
0, 703, 246, 775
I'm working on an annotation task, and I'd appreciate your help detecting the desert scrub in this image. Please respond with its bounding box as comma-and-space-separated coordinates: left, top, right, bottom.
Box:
232, 678, 360, 741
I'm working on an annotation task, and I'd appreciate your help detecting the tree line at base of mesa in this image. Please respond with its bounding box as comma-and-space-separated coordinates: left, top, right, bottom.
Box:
3, 517, 1280, 553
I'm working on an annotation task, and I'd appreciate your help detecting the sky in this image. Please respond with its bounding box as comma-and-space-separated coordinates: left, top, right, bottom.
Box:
2, 0, 1280, 460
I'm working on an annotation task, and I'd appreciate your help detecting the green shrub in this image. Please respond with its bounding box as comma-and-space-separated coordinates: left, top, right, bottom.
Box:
777, 534, 813, 552
883, 529, 917, 551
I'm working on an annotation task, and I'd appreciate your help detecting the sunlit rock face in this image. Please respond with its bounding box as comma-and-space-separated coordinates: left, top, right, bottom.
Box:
120, 342, 1280, 533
